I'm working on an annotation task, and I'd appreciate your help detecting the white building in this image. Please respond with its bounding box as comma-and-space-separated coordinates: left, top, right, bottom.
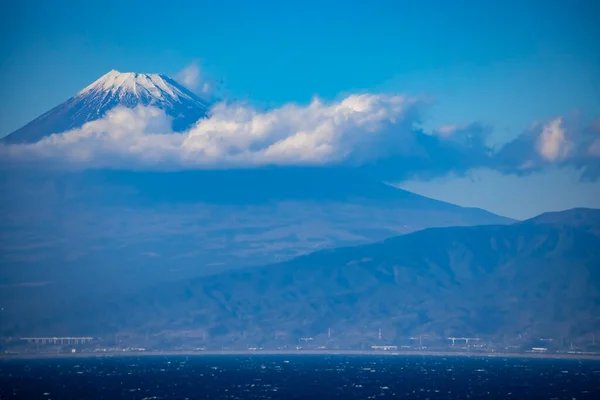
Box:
371, 345, 398, 351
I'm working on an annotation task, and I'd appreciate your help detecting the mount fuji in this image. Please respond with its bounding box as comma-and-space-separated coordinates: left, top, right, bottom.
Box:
2, 70, 210, 144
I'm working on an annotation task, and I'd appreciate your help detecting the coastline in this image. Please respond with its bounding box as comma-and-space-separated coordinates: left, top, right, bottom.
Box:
3, 349, 600, 361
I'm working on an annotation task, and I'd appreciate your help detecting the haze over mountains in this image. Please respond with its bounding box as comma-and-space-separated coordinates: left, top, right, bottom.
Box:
3, 208, 598, 342
0, 167, 511, 293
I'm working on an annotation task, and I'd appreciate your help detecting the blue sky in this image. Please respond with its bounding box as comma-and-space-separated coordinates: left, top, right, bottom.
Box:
1, 0, 599, 219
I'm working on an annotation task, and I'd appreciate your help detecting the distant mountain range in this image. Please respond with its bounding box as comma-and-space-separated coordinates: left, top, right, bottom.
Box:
2, 70, 210, 143
3, 208, 598, 341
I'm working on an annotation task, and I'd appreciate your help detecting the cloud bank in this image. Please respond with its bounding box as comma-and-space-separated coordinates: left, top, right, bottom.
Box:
1, 93, 599, 180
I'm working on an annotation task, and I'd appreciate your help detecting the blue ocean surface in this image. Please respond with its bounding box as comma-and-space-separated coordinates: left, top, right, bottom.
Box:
1, 355, 600, 399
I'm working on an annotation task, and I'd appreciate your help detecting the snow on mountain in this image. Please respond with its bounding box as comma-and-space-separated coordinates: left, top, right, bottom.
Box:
2, 70, 211, 144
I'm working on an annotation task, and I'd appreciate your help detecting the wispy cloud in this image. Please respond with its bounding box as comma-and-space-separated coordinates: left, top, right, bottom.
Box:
177, 62, 201, 91
176, 61, 218, 99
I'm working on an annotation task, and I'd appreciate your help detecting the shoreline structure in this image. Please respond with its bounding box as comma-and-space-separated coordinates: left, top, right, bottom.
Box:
3, 350, 600, 360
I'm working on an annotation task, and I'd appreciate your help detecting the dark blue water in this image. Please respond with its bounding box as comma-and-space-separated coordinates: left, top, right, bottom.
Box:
1, 355, 599, 399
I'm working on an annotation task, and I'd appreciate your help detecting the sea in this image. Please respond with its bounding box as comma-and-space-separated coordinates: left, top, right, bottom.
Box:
1, 355, 599, 399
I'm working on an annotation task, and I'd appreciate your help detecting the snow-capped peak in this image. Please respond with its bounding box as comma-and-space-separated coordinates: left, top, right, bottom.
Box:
3, 69, 210, 144
78, 70, 196, 103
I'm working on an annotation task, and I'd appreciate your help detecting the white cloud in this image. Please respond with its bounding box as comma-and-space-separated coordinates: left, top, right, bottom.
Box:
3, 89, 598, 180
182, 94, 417, 166
2, 107, 183, 168
1, 94, 431, 170
536, 117, 572, 161
495, 114, 600, 180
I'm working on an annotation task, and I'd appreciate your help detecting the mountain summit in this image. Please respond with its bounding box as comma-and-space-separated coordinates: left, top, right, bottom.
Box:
2, 70, 210, 144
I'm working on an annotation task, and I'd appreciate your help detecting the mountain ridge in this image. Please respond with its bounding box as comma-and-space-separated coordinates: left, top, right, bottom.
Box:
3, 208, 598, 341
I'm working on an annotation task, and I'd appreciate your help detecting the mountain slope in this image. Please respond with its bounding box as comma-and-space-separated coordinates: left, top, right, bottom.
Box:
18, 208, 598, 341
2, 70, 210, 144
0, 167, 512, 286
0, 167, 516, 338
